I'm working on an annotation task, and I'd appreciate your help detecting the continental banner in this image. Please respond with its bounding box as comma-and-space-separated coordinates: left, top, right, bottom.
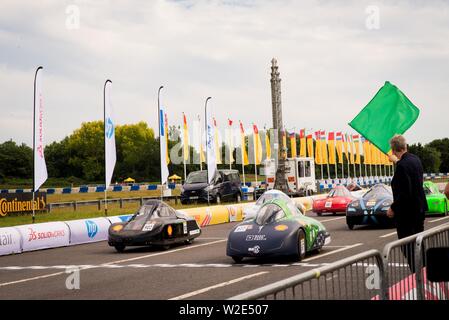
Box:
0, 192, 47, 217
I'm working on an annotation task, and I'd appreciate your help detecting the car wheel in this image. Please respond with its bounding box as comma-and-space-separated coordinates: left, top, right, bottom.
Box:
216, 194, 222, 204
185, 238, 194, 245
235, 193, 241, 203
295, 229, 307, 261
231, 256, 243, 263
114, 244, 126, 253
316, 211, 322, 216
161, 245, 171, 251
347, 223, 354, 230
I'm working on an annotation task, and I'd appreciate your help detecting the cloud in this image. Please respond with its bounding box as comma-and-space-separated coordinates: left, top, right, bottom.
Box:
0, 0, 448, 146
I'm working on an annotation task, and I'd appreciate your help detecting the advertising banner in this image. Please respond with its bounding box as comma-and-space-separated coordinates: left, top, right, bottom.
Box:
0, 192, 47, 217
16, 222, 69, 252
65, 217, 111, 245
0, 227, 22, 256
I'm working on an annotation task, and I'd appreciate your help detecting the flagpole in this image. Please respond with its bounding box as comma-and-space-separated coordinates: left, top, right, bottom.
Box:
103, 80, 112, 215
32, 66, 43, 224
158, 85, 164, 200
205, 97, 212, 206
183, 113, 187, 181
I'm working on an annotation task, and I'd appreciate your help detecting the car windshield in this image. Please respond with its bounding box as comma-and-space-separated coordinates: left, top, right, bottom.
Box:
185, 171, 208, 184
424, 184, 437, 195
123, 202, 173, 231
256, 192, 290, 206
363, 185, 391, 199
255, 203, 286, 225
328, 188, 351, 198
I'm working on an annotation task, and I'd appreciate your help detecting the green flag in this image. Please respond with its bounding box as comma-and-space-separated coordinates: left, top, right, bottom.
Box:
349, 81, 420, 153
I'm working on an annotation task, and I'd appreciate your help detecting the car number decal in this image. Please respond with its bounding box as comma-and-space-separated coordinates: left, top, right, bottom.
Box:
142, 223, 155, 231
189, 229, 200, 235
325, 201, 332, 208
234, 225, 251, 233
246, 235, 267, 241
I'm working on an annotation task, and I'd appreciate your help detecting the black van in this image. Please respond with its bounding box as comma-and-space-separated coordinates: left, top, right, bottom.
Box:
180, 170, 242, 204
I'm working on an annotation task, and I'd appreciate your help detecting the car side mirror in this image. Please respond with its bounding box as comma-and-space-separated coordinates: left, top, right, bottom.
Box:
426, 247, 449, 282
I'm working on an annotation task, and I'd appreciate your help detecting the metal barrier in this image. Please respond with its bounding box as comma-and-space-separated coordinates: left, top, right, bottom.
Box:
382, 232, 421, 300
229, 250, 386, 300
415, 223, 449, 300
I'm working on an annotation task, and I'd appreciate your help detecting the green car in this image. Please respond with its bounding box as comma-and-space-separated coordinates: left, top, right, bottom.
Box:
227, 197, 331, 262
424, 181, 448, 216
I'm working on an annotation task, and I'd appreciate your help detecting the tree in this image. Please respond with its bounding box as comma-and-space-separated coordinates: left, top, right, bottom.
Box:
0, 140, 32, 179
408, 143, 441, 173
427, 138, 449, 173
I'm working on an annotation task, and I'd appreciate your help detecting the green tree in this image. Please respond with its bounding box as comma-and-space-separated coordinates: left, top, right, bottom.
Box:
0, 140, 32, 179
427, 138, 449, 173
408, 143, 441, 173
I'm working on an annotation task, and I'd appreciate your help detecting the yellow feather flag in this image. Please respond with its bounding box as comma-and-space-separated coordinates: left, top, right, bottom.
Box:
353, 134, 361, 164
347, 134, 355, 164
387, 150, 393, 166
314, 131, 322, 164
253, 124, 263, 165
164, 113, 170, 164
343, 134, 350, 163
282, 130, 288, 157
320, 130, 328, 164
336, 132, 343, 164
370, 143, 378, 165
213, 118, 222, 164
307, 133, 314, 159
299, 129, 306, 158
239, 121, 249, 166
327, 132, 336, 165
362, 138, 371, 165
290, 132, 297, 158
182, 113, 189, 162
265, 129, 271, 160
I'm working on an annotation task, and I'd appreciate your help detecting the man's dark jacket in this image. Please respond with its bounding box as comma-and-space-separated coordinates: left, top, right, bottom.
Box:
391, 152, 428, 237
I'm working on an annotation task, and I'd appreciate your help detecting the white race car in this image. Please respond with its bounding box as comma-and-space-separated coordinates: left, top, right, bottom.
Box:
242, 189, 306, 220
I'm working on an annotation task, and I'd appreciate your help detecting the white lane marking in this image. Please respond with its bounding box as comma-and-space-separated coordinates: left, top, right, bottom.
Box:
318, 217, 346, 223
109, 239, 227, 264
429, 216, 449, 223
380, 231, 397, 238
302, 243, 363, 262
0, 239, 226, 288
169, 271, 268, 300
0, 272, 65, 288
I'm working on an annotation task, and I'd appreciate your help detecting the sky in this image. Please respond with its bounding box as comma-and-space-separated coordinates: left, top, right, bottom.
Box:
0, 0, 448, 147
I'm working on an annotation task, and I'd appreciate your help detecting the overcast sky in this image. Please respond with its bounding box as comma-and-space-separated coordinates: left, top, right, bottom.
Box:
1, 0, 448, 147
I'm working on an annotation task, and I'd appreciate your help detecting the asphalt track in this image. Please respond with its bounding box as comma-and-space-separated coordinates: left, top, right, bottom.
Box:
0, 212, 448, 300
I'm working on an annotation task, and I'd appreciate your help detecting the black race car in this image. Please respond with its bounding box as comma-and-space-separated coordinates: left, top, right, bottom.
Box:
108, 200, 201, 252
346, 184, 394, 230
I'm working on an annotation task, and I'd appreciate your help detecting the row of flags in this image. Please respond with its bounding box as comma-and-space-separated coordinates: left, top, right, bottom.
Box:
177, 114, 393, 167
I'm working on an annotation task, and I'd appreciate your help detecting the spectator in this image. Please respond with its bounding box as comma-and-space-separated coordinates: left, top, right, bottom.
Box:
387, 135, 428, 271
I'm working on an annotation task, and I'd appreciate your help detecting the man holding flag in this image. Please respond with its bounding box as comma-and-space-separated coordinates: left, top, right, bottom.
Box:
349, 81, 426, 257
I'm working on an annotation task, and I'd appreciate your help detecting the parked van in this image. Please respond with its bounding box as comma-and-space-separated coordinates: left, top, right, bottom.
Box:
180, 170, 242, 204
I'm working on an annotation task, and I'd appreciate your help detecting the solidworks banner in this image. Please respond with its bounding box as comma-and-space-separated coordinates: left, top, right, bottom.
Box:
34, 67, 48, 191
16, 222, 70, 252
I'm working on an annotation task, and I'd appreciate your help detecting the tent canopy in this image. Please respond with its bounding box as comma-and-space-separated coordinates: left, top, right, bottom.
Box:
124, 177, 135, 183
168, 174, 182, 180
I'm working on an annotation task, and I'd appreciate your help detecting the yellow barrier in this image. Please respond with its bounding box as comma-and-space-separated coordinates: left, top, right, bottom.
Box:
180, 204, 245, 227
